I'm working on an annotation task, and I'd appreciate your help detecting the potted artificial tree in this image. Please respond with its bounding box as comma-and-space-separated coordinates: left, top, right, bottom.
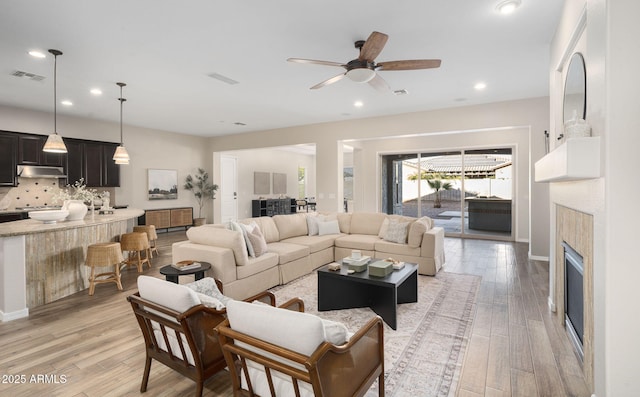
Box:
184, 168, 218, 226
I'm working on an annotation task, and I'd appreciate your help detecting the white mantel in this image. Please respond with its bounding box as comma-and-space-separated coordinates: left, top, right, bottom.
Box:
534, 136, 600, 182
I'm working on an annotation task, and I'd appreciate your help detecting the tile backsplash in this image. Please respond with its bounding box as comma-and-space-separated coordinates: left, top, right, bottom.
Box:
0, 179, 117, 211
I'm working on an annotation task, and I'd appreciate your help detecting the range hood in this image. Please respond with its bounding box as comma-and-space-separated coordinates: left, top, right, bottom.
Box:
17, 165, 67, 179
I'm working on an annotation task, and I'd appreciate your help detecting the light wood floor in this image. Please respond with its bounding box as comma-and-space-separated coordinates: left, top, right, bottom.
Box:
0, 232, 589, 396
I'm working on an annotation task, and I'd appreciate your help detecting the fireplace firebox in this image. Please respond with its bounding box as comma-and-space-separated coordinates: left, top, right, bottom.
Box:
563, 241, 584, 361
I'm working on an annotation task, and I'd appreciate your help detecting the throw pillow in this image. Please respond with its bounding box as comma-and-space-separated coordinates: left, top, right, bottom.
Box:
317, 219, 340, 236
228, 222, 253, 257
195, 292, 225, 310
246, 226, 268, 257
407, 217, 432, 247
378, 218, 390, 238
239, 222, 257, 257
185, 277, 232, 308
307, 214, 322, 236
384, 220, 410, 244
320, 318, 350, 345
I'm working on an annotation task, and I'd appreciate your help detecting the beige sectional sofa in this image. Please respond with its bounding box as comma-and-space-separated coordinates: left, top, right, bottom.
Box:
172, 212, 445, 300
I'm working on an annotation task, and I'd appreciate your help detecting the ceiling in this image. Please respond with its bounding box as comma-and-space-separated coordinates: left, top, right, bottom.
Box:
0, 1, 564, 137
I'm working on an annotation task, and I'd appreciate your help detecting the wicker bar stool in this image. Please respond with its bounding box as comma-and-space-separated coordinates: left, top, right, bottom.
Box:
133, 225, 159, 258
120, 232, 151, 272
85, 242, 124, 296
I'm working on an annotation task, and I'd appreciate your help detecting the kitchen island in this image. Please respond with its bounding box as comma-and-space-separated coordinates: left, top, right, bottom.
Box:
0, 208, 144, 321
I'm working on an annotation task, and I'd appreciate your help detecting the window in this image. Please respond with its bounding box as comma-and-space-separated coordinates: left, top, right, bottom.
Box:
298, 167, 306, 199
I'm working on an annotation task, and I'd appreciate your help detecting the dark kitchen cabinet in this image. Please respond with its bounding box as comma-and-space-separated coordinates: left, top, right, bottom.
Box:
0, 133, 18, 186
102, 144, 120, 187
64, 139, 120, 187
64, 140, 84, 186
17, 134, 64, 167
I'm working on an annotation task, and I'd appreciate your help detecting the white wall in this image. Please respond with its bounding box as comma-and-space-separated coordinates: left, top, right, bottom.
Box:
209, 97, 550, 257
0, 104, 212, 221
550, 0, 640, 394
218, 147, 315, 220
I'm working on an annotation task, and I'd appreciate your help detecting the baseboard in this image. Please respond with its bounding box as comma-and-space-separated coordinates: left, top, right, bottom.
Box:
528, 253, 549, 262
548, 296, 556, 312
1, 308, 29, 322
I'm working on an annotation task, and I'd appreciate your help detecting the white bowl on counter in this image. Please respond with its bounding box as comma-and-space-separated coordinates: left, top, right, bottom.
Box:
29, 210, 69, 224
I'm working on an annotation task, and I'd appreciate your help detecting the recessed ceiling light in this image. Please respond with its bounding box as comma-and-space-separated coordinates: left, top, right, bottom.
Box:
28, 50, 46, 58
90, 88, 102, 95
474, 82, 487, 91
354, 101, 364, 108
496, 0, 521, 15
61, 100, 73, 106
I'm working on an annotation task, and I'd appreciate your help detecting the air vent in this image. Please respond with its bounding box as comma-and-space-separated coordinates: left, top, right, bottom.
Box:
234, 122, 246, 126
11, 70, 45, 81
208, 73, 239, 85
393, 89, 409, 96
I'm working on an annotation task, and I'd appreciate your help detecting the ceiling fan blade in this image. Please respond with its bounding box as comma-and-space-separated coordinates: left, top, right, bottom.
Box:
358, 31, 389, 62
368, 74, 390, 92
310, 73, 346, 89
377, 59, 442, 71
287, 58, 346, 68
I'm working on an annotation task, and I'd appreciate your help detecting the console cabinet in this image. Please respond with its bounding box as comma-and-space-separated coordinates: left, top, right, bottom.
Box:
252, 199, 297, 217
141, 207, 193, 230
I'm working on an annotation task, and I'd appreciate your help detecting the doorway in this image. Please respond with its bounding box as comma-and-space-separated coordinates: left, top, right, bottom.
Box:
220, 155, 238, 223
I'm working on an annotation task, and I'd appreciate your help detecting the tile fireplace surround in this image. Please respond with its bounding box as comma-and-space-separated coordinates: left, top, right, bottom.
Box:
555, 205, 594, 390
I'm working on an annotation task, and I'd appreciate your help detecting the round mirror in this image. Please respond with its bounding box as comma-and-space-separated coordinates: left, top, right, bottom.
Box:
563, 52, 586, 123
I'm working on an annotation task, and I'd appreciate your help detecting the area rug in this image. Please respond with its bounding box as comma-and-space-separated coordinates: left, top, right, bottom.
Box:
269, 271, 480, 397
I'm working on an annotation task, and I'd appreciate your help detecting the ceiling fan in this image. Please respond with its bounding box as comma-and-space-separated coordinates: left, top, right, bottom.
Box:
287, 31, 441, 91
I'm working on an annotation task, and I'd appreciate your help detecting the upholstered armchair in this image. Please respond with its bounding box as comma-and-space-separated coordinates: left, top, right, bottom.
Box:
215, 298, 385, 397
127, 276, 275, 397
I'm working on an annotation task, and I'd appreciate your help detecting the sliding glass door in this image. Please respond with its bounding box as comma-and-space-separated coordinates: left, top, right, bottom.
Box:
381, 147, 513, 240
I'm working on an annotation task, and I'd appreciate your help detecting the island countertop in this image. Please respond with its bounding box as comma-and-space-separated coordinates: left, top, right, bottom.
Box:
0, 208, 144, 237
0, 208, 146, 321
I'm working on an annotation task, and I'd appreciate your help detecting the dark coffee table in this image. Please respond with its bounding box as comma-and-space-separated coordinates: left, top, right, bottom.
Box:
159, 262, 211, 283
317, 261, 418, 330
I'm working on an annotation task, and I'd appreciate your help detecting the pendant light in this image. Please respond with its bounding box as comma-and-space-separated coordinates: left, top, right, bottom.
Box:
113, 82, 130, 165
43, 49, 68, 153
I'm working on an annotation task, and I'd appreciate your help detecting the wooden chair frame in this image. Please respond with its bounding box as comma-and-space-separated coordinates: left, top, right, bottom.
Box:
215, 298, 385, 397
127, 280, 275, 397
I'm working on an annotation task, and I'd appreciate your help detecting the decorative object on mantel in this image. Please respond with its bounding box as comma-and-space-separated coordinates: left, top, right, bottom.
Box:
183, 168, 218, 226
113, 82, 130, 165
43, 49, 68, 154
564, 110, 592, 139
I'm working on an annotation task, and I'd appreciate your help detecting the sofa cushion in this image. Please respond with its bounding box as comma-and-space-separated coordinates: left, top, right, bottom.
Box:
236, 253, 279, 280
273, 213, 308, 240
407, 216, 433, 248
336, 213, 352, 234
349, 212, 387, 235
187, 225, 250, 266
137, 275, 201, 312
282, 235, 338, 253
267, 242, 310, 264
242, 217, 280, 243
375, 240, 421, 257
335, 234, 381, 250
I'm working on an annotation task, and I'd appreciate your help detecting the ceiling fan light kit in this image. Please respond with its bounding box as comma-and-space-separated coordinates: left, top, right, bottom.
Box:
288, 31, 441, 91
43, 49, 68, 154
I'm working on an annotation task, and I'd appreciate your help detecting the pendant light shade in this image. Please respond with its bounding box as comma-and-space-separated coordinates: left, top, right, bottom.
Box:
43, 49, 68, 153
113, 82, 130, 165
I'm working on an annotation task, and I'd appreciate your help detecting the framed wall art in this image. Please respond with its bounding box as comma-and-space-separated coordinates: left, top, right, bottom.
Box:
148, 169, 178, 200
